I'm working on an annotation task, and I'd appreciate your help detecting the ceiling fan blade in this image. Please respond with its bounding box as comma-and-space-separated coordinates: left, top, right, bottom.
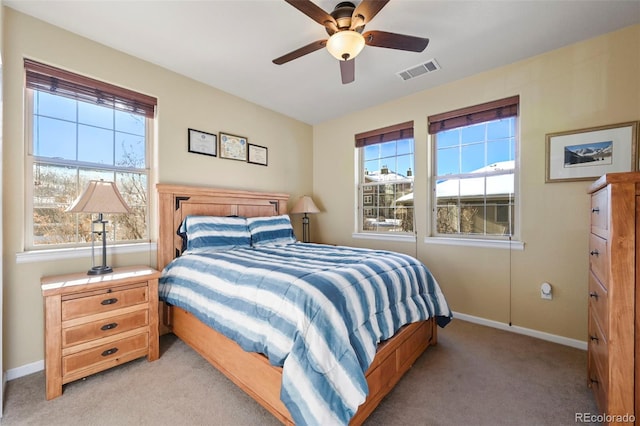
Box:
352, 0, 390, 25
284, 0, 337, 29
363, 30, 429, 52
340, 59, 355, 84
273, 39, 327, 65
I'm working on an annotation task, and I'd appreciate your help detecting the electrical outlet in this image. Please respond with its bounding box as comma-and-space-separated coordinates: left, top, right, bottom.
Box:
541, 282, 552, 300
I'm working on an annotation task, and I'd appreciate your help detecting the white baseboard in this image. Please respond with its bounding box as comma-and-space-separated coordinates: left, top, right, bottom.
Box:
453, 311, 587, 351
5, 360, 44, 381
2, 313, 586, 382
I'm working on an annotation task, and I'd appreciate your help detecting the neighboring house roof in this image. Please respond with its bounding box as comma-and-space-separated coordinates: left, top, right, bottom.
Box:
364, 170, 412, 183
394, 161, 515, 205
395, 192, 414, 204
436, 160, 514, 199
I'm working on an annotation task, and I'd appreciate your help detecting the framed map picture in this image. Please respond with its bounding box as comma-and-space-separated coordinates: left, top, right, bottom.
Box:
219, 132, 248, 161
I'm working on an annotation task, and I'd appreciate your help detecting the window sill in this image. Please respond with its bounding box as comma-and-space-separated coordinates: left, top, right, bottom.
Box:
16, 242, 157, 264
424, 236, 524, 250
352, 232, 417, 243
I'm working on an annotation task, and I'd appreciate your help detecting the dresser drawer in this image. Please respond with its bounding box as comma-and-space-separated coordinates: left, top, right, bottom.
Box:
588, 313, 608, 391
62, 309, 149, 347
62, 332, 148, 377
62, 284, 148, 321
588, 349, 607, 414
588, 234, 608, 287
590, 188, 609, 238
588, 272, 609, 334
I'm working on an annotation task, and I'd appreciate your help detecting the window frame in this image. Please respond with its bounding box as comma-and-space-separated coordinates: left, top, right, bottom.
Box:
428, 96, 520, 242
23, 60, 156, 251
355, 121, 416, 238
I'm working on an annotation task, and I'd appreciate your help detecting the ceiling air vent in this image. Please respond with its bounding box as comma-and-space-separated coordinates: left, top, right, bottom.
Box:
397, 59, 440, 81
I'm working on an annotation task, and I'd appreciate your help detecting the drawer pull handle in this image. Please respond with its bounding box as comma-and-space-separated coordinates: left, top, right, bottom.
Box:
101, 347, 119, 357
589, 291, 599, 300
100, 322, 118, 331
590, 250, 599, 257
589, 335, 599, 343
589, 378, 599, 386
591, 207, 600, 214
101, 298, 118, 305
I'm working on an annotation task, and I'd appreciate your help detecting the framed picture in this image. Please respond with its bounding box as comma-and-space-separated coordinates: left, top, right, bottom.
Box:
545, 121, 639, 182
247, 143, 268, 166
188, 128, 217, 157
219, 132, 248, 161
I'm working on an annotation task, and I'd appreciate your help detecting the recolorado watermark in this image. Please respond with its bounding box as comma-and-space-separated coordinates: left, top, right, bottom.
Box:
575, 412, 636, 423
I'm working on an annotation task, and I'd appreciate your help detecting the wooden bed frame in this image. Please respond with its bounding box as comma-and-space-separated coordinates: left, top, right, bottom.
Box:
157, 183, 438, 425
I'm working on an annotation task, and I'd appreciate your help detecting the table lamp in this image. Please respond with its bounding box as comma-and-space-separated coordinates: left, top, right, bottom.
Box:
67, 180, 132, 275
290, 195, 320, 243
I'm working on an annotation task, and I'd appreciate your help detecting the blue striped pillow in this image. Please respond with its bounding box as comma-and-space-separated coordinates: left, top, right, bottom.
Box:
180, 215, 250, 252
247, 215, 297, 247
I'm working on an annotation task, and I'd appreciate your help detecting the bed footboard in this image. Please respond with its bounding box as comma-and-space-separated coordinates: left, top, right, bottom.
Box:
167, 304, 437, 426
352, 318, 436, 425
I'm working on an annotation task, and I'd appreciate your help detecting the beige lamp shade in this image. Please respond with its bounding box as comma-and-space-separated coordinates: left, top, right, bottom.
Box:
67, 180, 132, 214
290, 195, 320, 243
290, 195, 320, 214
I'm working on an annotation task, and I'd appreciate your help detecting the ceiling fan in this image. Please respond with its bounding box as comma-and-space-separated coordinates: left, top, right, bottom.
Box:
273, 0, 429, 84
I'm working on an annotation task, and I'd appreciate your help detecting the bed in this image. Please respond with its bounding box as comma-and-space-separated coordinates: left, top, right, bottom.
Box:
156, 183, 451, 425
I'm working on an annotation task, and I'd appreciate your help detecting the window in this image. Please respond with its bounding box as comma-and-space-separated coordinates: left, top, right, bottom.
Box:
429, 96, 518, 238
24, 59, 157, 249
356, 121, 414, 234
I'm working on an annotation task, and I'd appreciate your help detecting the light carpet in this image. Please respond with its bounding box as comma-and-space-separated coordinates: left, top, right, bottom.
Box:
1, 319, 599, 425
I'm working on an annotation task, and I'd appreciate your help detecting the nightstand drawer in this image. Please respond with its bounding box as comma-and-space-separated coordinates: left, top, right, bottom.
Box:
62, 284, 148, 321
62, 332, 148, 377
62, 309, 149, 347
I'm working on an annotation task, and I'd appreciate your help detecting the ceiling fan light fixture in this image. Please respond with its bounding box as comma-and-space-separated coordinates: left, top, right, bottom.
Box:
326, 31, 365, 61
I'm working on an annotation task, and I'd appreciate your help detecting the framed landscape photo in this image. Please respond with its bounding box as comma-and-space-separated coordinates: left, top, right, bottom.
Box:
545, 121, 639, 183
188, 128, 217, 157
247, 143, 268, 166
219, 132, 248, 161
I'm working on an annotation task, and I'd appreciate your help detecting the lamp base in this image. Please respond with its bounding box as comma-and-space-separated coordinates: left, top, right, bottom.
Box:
302, 214, 310, 243
87, 265, 113, 275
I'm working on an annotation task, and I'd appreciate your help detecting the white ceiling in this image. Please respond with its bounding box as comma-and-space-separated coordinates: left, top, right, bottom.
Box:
5, 0, 640, 125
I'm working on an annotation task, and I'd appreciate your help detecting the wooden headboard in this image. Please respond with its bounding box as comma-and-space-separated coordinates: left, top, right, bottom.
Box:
157, 184, 290, 270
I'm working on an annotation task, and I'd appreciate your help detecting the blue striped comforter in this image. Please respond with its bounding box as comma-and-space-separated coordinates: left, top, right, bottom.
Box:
159, 243, 451, 425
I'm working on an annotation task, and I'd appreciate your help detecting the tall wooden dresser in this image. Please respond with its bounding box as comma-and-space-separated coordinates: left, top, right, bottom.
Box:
587, 172, 639, 421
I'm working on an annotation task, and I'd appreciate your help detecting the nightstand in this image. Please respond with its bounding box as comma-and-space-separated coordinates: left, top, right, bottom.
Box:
41, 265, 161, 400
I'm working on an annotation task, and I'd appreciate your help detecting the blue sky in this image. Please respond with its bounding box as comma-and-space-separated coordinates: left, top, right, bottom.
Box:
33, 91, 146, 169
435, 117, 516, 176
363, 117, 516, 179
364, 138, 414, 177
38, 92, 513, 182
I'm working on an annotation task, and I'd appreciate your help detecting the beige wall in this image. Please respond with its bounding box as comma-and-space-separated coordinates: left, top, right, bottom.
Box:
2, 5, 639, 373
312, 24, 640, 341
2, 8, 313, 371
